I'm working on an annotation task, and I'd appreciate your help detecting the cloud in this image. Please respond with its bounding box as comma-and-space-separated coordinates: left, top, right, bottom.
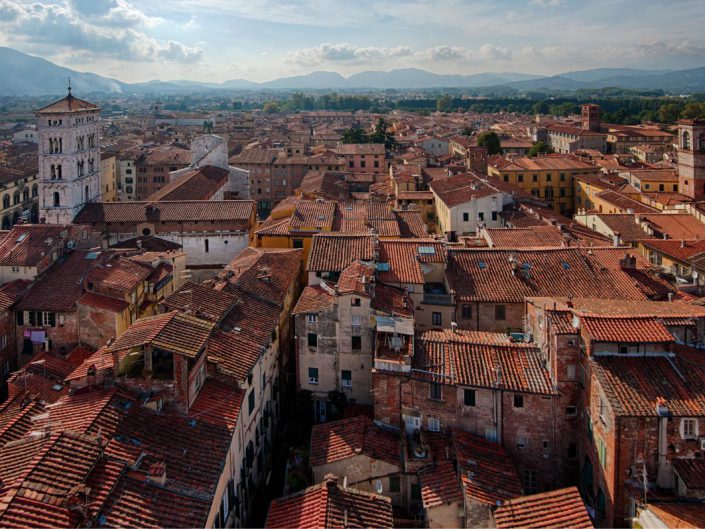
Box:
422, 44, 512, 62
529, 0, 565, 7
0, 0, 201, 63
285, 43, 413, 65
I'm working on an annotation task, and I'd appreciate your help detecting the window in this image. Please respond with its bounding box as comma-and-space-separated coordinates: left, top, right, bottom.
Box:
411, 483, 422, 501
560, 173, 566, 181
478, 212, 484, 221
546, 174, 552, 182
307, 313, 317, 323
42, 312, 56, 327
428, 416, 440, 432
53, 192, 60, 207
429, 382, 442, 400
532, 174, 538, 182
308, 367, 319, 384
568, 443, 577, 459
351, 336, 361, 350
307, 333, 317, 348
516, 435, 527, 449
373, 160, 379, 168
204, 239, 209, 253
566, 364, 577, 380
523, 470, 539, 493
566, 406, 577, 417
495, 304, 506, 321
341, 370, 352, 388
248, 389, 255, 415
432, 312, 442, 326
682, 418, 698, 439
389, 475, 400, 493
485, 427, 498, 442
461, 304, 472, 319
360, 160, 366, 168
491, 211, 498, 221
517, 174, 524, 182
463, 212, 469, 222
598, 437, 607, 468
513, 394, 524, 408
464, 389, 476, 407
292, 239, 304, 249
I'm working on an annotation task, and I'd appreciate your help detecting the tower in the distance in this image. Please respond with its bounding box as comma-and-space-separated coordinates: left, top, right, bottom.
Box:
677, 119, 705, 201
36, 85, 101, 224
581, 104, 601, 131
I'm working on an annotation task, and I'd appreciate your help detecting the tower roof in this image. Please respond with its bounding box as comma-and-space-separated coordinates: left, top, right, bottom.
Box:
36, 90, 99, 114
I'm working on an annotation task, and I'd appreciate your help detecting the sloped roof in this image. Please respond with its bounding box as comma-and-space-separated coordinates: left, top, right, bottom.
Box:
492, 486, 593, 529
307, 234, 375, 272
36, 94, 99, 114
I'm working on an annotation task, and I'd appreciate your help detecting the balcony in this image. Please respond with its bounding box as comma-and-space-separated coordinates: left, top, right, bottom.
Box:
422, 283, 454, 306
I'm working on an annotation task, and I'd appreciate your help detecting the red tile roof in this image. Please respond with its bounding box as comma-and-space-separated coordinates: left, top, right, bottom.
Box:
452, 430, 522, 505
419, 461, 463, 508
484, 226, 568, 249
307, 234, 375, 272
672, 458, 705, 489
290, 200, 337, 231
148, 165, 229, 201
78, 292, 129, 313
73, 200, 255, 225
378, 239, 446, 284
580, 315, 674, 343
310, 416, 400, 468
292, 285, 335, 314
646, 503, 705, 529
266, 476, 393, 529
492, 486, 593, 529
429, 172, 505, 208
591, 355, 705, 416
447, 248, 672, 303
0, 225, 67, 267
36, 94, 99, 114
161, 281, 238, 322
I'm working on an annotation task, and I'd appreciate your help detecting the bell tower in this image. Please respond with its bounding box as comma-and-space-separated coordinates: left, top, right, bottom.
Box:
36, 84, 101, 224
677, 119, 705, 201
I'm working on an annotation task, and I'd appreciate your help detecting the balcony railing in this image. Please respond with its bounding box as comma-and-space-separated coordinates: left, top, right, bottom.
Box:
422, 293, 454, 306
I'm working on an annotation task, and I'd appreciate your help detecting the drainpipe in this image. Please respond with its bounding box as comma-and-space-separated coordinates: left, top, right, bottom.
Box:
656, 399, 671, 488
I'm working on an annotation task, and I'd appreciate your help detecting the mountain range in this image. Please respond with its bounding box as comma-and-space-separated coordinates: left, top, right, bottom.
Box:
1, 47, 704, 96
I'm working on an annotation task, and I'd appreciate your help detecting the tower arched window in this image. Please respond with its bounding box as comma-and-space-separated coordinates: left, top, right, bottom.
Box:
2, 195, 9, 209
50, 164, 56, 180
85, 185, 89, 202
32, 184, 38, 198
22, 189, 29, 203
57, 165, 62, 179
1, 216, 9, 230
683, 131, 691, 150
13, 192, 19, 205
58, 138, 62, 153
53, 192, 60, 207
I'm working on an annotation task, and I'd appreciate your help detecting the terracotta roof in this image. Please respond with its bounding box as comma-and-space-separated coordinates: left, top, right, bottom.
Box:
372, 283, 414, 317
187, 378, 244, 432
595, 190, 658, 213
73, 201, 255, 225
429, 172, 504, 208
415, 330, 555, 395
290, 200, 337, 231
447, 248, 672, 303
147, 165, 229, 201
453, 430, 522, 505
646, 504, 705, 529
419, 461, 463, 508
491, 153, 598, 171
266, 476, 393, 529
484, 226, 568, 249
580, 315, 674, 343
641, 238, 705, 263
161, 281, 238, 322
65, 346, 115, 382
78, 292, 129, 313
0, 225, 67, 267
378, 239, 446, 284
337, 143, 385, 155
336, 261, 375, 296
639, 214, 705, 240
394, 210, 428, 238
310, 416, 400, 468
0, 279, 30, 310
596, 214, 649, 242
109, 311, 214, 357
492, 486, 593, 529
36, 94, 99, 114
292, 285, 335, 314
307, 233, 375, 273
672, 458, 705, 489
85, 256, 152, 292
591, 355, 705, 416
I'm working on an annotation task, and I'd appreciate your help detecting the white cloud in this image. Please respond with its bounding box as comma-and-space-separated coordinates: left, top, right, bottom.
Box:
529, 0, 565, 7
285, 43, 413, 65
420, 44, 512, 62
0, 0, 200, 63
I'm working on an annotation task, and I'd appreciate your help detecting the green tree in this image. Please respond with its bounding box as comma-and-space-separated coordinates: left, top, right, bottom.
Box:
436, 95, 454, 113
682, 102, 705, 119
370, 117, 398, 150
477, 131, 502, 155
461, 126, 473, 136
341, 128, 369, 144
532, 101, 549, 115
528, 141, 553, 157
657, 103, 681, 124
263, 100, 281, 114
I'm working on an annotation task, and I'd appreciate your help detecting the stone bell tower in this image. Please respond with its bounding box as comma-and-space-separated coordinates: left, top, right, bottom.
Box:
677, 119, 705, 201
36, 84, 101, 224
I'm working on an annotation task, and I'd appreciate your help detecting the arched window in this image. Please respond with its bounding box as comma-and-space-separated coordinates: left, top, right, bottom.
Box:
683, 131, 691, 150
32, 184, 38, 198
53, 192, 60, 207
57, 165, 62, 179
85, 185, 89, 202
58, 138, 62, 153
13, 192, 19, 205
22, 189, 29, 203
1, 216, 9, 230
11, 211, 19, 226
50, 164, 56, 179
699, 132, 705, 151
2, 195, 8, 209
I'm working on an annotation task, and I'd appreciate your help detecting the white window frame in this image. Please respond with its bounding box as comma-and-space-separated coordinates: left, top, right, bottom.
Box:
308, 367, 319, 385
681, 418, 698, 439
427, 416, 440, 432
307, 313, 317, 323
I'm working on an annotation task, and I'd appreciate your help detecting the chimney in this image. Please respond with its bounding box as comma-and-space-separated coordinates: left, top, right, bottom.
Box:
451, 322, 458, 334
612, 232, 620, 247
147, 461, 167, 486
324, 474, 339, 489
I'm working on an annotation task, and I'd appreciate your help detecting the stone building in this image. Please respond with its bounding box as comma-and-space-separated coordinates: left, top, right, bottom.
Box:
36, 88, 101, 224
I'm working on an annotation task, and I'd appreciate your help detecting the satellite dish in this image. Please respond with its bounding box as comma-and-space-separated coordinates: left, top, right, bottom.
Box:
343, 476, 348, 489
374, 479, 383, 494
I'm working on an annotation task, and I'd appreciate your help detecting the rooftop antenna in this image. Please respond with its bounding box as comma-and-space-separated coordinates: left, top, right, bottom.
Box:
68, 77, 72, 96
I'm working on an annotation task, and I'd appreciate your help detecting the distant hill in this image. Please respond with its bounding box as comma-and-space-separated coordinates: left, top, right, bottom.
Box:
1, 47, 704, 95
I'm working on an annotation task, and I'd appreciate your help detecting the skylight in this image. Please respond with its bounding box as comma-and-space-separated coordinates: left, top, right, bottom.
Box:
418, 246, 436, 255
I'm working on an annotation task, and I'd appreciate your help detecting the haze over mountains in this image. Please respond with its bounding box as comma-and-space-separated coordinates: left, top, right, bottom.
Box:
2, 47, 704, 96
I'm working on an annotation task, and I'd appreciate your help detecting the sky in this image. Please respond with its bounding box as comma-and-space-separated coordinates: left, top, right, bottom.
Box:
1, 0, 704, 83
